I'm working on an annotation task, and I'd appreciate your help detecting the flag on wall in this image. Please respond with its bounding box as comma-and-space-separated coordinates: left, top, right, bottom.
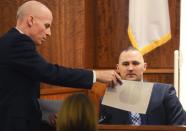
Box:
128, 0, 171, 55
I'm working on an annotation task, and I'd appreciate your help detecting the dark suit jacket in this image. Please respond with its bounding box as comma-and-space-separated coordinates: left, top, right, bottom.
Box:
0, 28, 93, 131
100, 83, 186, 125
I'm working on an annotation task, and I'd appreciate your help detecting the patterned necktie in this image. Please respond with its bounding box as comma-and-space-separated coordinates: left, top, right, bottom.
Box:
129, 112, 141, 125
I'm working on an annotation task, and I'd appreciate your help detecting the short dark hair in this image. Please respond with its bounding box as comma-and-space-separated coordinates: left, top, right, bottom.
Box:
123, 46, 139, 52
118, 46, 143, 62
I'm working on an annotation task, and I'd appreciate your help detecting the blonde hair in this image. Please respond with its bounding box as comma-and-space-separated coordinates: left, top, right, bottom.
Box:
56, 93, 97, 131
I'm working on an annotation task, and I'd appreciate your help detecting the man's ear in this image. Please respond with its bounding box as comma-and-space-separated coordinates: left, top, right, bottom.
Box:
116, 64, 119, 71
116, 64, 121, 75
27, 16, 34, 27
144, 62, 147, 71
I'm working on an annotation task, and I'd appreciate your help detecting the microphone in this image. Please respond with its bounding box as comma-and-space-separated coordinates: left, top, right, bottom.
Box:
99, 113, 112, 124
99, 115, 106, 123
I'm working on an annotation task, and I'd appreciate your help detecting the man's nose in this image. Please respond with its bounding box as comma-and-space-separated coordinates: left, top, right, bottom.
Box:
128, 64, 134, 70
46, 28, 51, 36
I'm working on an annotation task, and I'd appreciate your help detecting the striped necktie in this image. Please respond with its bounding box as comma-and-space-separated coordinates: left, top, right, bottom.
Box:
129, 112, 141, 125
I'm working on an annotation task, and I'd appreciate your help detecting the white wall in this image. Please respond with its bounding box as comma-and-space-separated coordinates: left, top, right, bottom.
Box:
179, 0, 186, 110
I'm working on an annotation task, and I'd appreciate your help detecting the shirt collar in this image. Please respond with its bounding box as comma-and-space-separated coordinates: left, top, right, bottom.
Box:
15, 27, 24, 34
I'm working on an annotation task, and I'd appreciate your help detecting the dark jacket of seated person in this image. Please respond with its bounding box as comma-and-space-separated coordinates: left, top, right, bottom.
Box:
99, 47, 186, 125
100, 83, 186, 125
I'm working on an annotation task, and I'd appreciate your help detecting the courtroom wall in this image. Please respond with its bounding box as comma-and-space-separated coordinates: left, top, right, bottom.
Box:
0, 0, 180, 93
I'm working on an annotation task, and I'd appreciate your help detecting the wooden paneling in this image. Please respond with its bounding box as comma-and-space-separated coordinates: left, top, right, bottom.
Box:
144, 73, 173, 84
0, 1, 20, 35
84, 0, 96, 68
57, 0, 86, 67
37, 0, 60, 64
42, 124, 186, 131
40, 87, 88, 100
98, 125, 186, 131
0, 0, 180, 87
93, 0, 180, 69
39, 0, 88, 89
0, 0, 180, 114
94, 0, 130, 68
144, 69, 174, 84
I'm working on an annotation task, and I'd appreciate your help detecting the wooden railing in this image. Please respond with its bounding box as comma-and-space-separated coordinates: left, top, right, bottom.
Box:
42, 124, 186, 131
98, 125, 186, 131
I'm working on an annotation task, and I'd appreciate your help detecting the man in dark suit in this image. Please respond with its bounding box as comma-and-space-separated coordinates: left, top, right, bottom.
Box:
0, 1, 121, 131
100, 47, 186, 125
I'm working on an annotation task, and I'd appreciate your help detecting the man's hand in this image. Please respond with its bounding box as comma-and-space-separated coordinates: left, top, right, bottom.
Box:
95, 70, 122, 87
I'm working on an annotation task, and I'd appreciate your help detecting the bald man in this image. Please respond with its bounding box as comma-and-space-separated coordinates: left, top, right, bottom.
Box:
100, 47, 186, 125
0, 1, 121, 131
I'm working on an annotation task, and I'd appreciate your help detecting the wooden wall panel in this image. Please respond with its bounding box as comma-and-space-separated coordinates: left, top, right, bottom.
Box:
0, 0, 180, 85
36, 0, 88, 68
93, 0, 180, 69
0, 1, 19, 35
94, 0, 130, 68
41, 87, 88, 100
43, 124, 186, 131
57, 0, 85, 67
84, 0, 96, 68
0, 0, 180, 107
39, 0, 88, 89
37, 0, 60, 64
0, 0, 89, 66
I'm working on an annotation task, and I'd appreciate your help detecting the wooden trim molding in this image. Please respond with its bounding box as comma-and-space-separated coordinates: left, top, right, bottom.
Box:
145, 68, 173, 74
94, 68, 174, 74
98, 125, 186, 131
40, 87, 88, 95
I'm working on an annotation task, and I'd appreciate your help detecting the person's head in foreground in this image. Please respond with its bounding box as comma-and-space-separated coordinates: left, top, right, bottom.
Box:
56, 93, 97, 131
